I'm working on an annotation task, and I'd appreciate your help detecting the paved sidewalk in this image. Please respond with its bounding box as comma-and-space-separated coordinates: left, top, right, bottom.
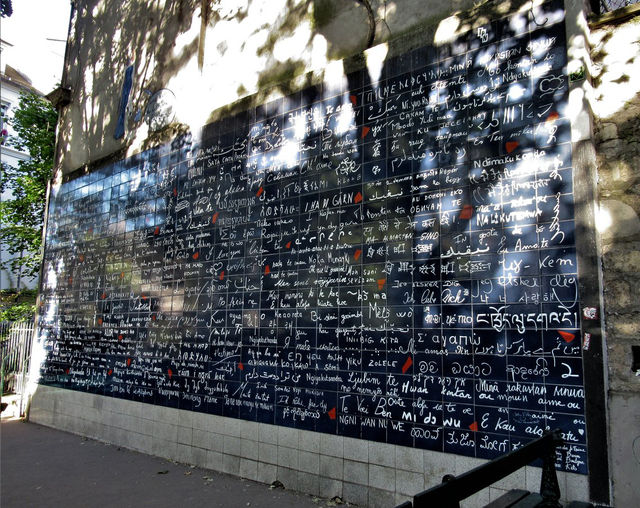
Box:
0, 420, 336, 508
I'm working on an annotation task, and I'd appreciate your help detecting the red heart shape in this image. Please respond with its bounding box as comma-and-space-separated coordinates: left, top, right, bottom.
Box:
506, 141, 519, 153
401, 356, 413, 374
459, 204, 474, 220
559, 331, 575, 343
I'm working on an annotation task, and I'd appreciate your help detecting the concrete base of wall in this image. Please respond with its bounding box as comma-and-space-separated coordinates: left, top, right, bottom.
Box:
28, 385, 590, 507
608, 392, 640, 507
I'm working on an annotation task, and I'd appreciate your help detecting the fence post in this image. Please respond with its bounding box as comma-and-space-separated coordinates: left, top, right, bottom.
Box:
19, 321, 34, 415
539, 430, 563, 508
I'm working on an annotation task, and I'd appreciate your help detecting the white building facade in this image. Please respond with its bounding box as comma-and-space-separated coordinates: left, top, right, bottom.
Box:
1, 39, 40, 290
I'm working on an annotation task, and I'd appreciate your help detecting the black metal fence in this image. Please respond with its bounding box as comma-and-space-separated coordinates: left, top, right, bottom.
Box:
1, 320, 35, 408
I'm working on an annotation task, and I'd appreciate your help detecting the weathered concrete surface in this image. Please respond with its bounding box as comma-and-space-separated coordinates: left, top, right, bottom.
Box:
591, 11, 640, 507
39, 2, 640, 506
592, 14, 640, 393
607, 393, 640, 508
0, 419, 323, 508
56, 0, 549, 175
26, 385, 590, 508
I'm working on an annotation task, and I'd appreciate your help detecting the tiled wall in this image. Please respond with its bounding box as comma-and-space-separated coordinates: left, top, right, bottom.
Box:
29, 385, 589, 507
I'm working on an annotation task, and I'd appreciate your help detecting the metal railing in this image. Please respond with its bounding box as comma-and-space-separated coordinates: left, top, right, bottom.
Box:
396, 430, 571, 508
1, 320, 35, 415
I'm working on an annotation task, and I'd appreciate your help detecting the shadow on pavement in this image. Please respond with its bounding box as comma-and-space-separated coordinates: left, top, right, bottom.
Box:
0, 420, 339, 508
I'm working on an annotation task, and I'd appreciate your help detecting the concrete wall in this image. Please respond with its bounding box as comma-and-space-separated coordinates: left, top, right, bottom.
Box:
30, 384, 590, 507
54, 0, 517, 176
29, 0, 614, 506
590, 11, 640, 507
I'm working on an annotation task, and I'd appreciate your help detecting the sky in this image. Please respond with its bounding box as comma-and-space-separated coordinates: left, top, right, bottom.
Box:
1, 0, 72, 93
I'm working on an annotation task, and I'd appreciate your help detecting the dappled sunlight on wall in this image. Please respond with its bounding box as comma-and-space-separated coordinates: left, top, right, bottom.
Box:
587, 13, 640, 508
57, 0, 198, 172
58, 1, 559, 175
590, 19, 640, 119
34, 2, 592, 479
364, 43, 388, 88
589, 13, 640, 398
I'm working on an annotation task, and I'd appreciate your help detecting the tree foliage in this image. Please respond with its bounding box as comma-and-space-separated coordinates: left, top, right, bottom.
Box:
0, 289, 38, 321
0, 91, 57, 280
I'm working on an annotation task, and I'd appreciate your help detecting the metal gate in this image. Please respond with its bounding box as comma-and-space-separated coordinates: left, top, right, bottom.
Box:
1, 320, 35, 416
